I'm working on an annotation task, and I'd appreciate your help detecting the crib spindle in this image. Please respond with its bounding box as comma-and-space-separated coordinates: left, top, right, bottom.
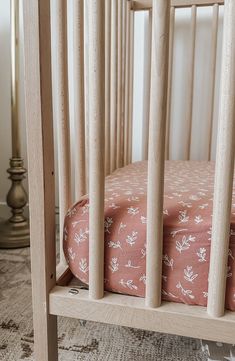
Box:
142, 10, 152, 161
88, 0, 105, 300
207, 0, 235, 318
110, 0, 118, 173
105, 0, 111, 176
116, 0, 123, 169
185, 5, 196, 160
146, 0, 170, 308
124, 1, 131, 166
73, 0, 86, 199
52, 0, 71, 265
165, 6, 175, 161
128, 9, 135, 164
207, 4, 219, 161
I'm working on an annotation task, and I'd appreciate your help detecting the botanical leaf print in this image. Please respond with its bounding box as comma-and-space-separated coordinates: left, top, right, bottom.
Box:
79, 258, 89, 274
109, 258, 119, 273
127, 207, 139, 216
163, 255, 174, 270
104, 217, 113, 233
184, 266, 198, 283
176, 235, 196, 253
196, 248, 206, 262
176, 282, 195, 299
64, 160, 235, 311
74, 228, 89, 245
126, 231, 138, 246
119, 279, 138, 290
178, 210, 189, 223
108, 241, 122, 250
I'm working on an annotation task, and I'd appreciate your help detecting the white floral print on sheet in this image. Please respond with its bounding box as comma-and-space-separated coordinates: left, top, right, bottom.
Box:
63, 161, 235, 311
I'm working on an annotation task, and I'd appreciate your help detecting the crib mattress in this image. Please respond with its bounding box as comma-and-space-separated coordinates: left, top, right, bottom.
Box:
63, 161, 235, 310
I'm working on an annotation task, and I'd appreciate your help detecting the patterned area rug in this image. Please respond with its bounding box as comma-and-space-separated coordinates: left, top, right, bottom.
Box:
0, 247, 233, 361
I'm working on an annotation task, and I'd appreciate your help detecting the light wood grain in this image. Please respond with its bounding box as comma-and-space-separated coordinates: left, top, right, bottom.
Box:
124, 1, 131, 166
50, 286, 235, 345
146, 0, 170, 308
165, 6, 175, 160
23, 1, 58, 359
142, 10, 152, 161
105, 0, 111, 175
116, 0, 123, 169
132, 0, 224, 11
52, 0, 71, 265
207, 0, 235, 318
207, 4, 219, 161
110, 0, 118, 172
185, 5, 196, 160
72, 0, 86, 199
128, 10, 134, 164
88, 0, 105, 300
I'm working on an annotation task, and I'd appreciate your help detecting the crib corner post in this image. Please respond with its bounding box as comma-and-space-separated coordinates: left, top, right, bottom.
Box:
23, 0, 58, 359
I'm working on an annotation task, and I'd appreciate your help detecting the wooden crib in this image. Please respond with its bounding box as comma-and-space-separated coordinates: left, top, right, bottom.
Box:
23, 0, 235, 359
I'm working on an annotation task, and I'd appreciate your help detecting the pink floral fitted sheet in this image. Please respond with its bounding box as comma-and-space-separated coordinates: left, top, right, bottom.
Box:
63, 161, 235, 310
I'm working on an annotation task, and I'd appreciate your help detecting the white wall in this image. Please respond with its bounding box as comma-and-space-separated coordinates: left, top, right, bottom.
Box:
0, 3, 224, 212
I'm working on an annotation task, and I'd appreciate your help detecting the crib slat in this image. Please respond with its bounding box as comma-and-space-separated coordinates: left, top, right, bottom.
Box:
185, 5, 196, 160
88, 0, 105, 300
207, 4, 219, 161
121, 0, 127, 167
73, 0, 86, 199
165, 7, 175, 160
52, 0, 71, 265
124, 1, 130, 166
142, 10, 152, 161
146, 0, 170, 308
207, 0, 235, 318
128, 10, 134, 164
116, 0, 123, 169
105, 0, 111, 175
110, 0, 118, 172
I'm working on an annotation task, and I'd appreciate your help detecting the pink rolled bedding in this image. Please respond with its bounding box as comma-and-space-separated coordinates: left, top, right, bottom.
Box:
63, 161, 235, 310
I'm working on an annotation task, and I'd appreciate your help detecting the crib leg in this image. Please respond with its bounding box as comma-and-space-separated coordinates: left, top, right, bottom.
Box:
33, 312, 58, 361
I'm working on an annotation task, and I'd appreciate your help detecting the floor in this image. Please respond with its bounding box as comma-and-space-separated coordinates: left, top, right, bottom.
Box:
0, 246, 234, 360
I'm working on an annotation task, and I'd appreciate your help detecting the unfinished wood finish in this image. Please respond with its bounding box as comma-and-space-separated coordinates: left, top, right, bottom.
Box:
50, 286, 235, 344
110, 0, 118, 172
105, 0, 111, 175
128, 9, 134, 164
165, 6, 175, 160
131, 0, 224, 11
185, 5, 196, 160
121, 0, 127, 167
88, 0, 105, 300
207, 0, 235, 318
116, 0, 123, 169
52, 0, 71, 264
23, 1, 58, 360
142, 10, 152, 161
72, 0, 86, 199
207, 4, 219, 161
124, 1, 131, 166
146, 0, 170, 308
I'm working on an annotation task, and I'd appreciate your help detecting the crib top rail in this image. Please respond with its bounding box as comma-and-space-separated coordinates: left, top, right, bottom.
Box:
131, 0, 224, 11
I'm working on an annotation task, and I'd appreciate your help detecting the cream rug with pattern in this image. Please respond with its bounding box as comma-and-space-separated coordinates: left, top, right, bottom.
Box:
0, 247, 234, 361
